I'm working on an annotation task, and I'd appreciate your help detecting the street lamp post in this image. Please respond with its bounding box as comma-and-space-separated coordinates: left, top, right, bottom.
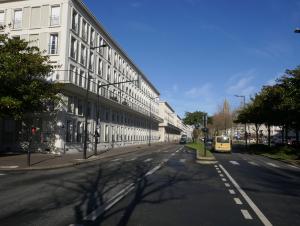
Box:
83, 44, 107, 159
235, 95, 247, 148
93, 80, 138, 155
148, 96, 159, 146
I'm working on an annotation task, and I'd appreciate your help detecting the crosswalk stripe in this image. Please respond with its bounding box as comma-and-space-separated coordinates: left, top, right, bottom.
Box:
144, 158, 152, 162
179, 159, 186, 163
234, 198, 243, 205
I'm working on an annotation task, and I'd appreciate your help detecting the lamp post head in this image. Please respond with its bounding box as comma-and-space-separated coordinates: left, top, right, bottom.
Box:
295, 28, 300, 33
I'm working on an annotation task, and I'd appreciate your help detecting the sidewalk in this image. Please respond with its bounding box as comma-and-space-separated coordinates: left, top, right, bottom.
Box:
0, 143, 170, 171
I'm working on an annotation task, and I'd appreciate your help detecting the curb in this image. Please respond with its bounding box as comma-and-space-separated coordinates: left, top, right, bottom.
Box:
260, 154, 300, 168
185, 146, 217, 164
0, 144, 170, 171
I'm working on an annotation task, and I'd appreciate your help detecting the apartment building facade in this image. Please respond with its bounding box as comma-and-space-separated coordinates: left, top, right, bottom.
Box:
158, 101, 184, 143
0, 0, 163, 153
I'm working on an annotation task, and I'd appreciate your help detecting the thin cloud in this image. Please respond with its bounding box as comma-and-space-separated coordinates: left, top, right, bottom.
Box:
185, 83, 212, 98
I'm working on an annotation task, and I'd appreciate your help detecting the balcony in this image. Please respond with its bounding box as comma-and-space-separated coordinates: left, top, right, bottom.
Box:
58, 73, 163, 122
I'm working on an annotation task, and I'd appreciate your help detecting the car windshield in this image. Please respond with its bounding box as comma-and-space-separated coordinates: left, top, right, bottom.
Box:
216, 137, 230, 143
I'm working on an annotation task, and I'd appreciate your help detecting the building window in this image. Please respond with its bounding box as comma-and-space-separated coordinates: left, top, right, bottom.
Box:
90, 28, 95, 47
78, 99, 83, 115
71, 9, 78, 32
89, 51, 94, 71
105, 125, 109, 142
70, 37, 77, 60
13, 9, 22, 29
107, 65, 111, 82
108, 46, 112, 62
82, 20, 88, 41
50, 5, 60, 26
0, 11, 5, 28
97, 58, 103, 76
79, 70, 85, 88
29, 34, 39, 48
69, 64, 76, 83
49, 33, 58, 54
80, 44, 86, 66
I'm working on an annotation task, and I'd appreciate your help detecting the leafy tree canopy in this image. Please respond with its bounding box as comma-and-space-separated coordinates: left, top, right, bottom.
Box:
0, 34, 62, 119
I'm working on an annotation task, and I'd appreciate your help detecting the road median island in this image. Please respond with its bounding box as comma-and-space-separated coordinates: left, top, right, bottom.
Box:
185, 142, 217, 164
245, 144, 300, 166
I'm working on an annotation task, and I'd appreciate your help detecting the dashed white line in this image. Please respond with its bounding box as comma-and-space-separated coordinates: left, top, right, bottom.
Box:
248, 161, 259, 166
171, 153, 175, 156
217, 170, 221, 173
241, 209, 253, 220
179, 159, 186, 163
234, 198, 243, 205
220, 174, 224, 177
288, 165, 298, 169
225, 183, 230, 187
111, 158, 121, 162
229, 161, 240, 165
222, 178, 227, 182
229, 189, 236, 194
266, 162, 279, 168
144, 158, 152, 162
219, 164, 272, 226
84, 161, 165, 222
0, 173, 6, 176
0, 166, 18, 169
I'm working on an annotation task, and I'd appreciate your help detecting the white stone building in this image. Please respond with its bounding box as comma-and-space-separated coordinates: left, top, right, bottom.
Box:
0, 0, 164, 153
158, 101, 183, 143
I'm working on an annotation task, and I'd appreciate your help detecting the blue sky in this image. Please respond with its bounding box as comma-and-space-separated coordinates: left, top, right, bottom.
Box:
84, 0, 300, 117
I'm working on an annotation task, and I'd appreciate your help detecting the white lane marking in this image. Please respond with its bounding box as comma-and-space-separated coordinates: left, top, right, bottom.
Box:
220, 174, 224, 177
266, 162, 279, 168
130, 157, 137, 161
84, 161, 165, 222
225, 183, 230, 187
171, 153, 175, 156
214, 165, 218, 168
234, 198, 243, 205
229, 189, 236, 194
0, 166, 19, 169
288, 165, 298, 169
241, 209, 253, 220
163, 158, 169, 163
222, 178, 227, 182
248, 161, 259, 166
144, 158, 152, 162
179, 159, 186, 163
0, 173, 6, 176
217, 170, 221, 173
111, 158, 121, 162
229, 161, 240, 165
219, 164, 272, 226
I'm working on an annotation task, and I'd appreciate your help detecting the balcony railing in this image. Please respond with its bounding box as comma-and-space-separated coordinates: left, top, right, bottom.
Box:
50, 16, 60, 26
48, 44, 58, 55
13, 19, 22, 29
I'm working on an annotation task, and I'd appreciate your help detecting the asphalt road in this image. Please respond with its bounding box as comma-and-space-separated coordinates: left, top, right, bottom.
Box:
0, 144, 299, 226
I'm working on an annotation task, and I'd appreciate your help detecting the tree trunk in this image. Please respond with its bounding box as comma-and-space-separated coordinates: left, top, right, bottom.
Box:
285, 124, 289, 144
255, 123, 259, 144
267, 124, 271, 148
281, 126, 284, 144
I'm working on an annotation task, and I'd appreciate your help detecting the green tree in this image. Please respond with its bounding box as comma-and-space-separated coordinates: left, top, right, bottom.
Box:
183, 111, 206, 127
0, 34, 61, 120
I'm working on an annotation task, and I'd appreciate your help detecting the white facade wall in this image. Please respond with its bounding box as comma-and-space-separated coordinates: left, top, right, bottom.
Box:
0, 0, 162, 153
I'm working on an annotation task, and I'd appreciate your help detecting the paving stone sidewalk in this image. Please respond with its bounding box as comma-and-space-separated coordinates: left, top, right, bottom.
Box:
0, 143, 171, 170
